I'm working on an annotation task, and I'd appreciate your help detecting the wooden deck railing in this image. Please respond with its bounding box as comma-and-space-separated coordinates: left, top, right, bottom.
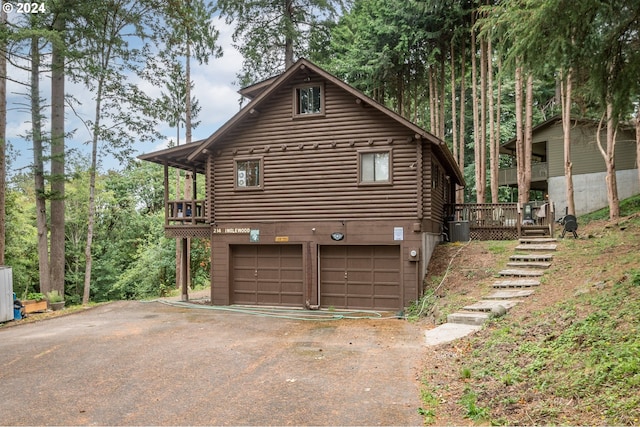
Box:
166, 199, 207, 225
445, 202, 555, 240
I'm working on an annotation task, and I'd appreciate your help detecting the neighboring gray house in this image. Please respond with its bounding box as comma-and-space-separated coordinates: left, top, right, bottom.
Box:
499, 116, 639, 216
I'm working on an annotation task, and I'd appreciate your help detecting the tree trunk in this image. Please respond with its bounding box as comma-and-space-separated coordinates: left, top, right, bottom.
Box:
284, 0, 294, 69
185, 43, 192, 145
0, 5, 6, 266
439, 60, 445, 140
515, 65, 524, 206
181, 45, 193, 301
31, 35, 50, 293
478, 36, 487, 203
495, 56, 502, 201
471, 23, 480, 202
429, 67, 436, 135
82, 74, 105, 305
49, 9, 66, 297
561, 69, 576, 215
456, 42, 466, 204
596, 102, 620, 219
523, 72, 533, 203
488, 38, 498, 203
450, 44, 457, 166
636, 108, 640, 191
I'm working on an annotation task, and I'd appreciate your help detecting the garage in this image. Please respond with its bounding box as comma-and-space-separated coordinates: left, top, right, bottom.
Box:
319, 245, 401, 310
231, 245, 304, 306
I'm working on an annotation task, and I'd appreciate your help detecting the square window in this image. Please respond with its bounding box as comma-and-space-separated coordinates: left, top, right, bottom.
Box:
360, 151, 391, 183
295, 85, 322, 115
236, 158, 262, 189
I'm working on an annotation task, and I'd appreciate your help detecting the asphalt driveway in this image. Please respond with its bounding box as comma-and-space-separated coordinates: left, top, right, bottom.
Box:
0, 301, 425, 426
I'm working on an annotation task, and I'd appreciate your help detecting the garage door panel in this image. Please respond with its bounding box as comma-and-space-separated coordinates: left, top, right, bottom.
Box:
231, 245, 304, 306
320, 245, 401, 311
374, 284, 399, 295
347, 259, 371, 269
374, 271, 400, 282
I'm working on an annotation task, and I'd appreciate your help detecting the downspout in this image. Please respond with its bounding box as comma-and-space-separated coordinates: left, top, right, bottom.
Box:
416, 139, 424, 297
416, 139, 424, 222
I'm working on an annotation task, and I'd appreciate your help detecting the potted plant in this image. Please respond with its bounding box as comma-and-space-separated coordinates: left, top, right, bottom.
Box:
46, 290, 65, 311
22, 292, 48, 314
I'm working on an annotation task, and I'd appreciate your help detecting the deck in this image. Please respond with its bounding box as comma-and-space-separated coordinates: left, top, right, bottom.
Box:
164, 199, 210, 238
445, 202, 555, 240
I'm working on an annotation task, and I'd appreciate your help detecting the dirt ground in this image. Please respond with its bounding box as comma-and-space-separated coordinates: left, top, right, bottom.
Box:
0, 300, 425, 426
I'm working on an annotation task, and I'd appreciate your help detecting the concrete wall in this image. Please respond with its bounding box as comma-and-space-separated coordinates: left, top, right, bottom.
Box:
549, 169, 640, 216
421, 232, 442, 279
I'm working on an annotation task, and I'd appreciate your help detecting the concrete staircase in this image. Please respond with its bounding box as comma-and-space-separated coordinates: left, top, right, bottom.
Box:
425, 237, 557, 346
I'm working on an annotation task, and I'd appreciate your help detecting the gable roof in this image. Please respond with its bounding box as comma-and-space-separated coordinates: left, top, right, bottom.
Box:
140, 58, 464, 185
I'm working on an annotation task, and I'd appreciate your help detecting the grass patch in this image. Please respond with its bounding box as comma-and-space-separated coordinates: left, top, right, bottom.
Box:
580, 193, 640, 224
418, 375, 440, 425
462, 274, 640, 425
460, 387, 490, 422
424, 194, 640, 425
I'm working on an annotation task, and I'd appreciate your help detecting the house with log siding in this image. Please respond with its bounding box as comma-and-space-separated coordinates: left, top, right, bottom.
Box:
139, 59, 464, 311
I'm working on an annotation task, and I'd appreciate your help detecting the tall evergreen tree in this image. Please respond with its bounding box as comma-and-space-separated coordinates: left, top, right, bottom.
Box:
73, 0, 163, 304
216, 0, 340, 86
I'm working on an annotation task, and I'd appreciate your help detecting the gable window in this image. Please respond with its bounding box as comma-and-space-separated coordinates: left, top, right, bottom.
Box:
295, 85, 323, 115
235, 158, 262, 189
359, 151, 391, 184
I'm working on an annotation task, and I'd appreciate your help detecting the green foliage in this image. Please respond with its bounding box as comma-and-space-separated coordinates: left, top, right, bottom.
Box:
109, 219, 177, 299
460, 387, 490, 422
46, 290, 63, 303
418, 375, 440, 425
405, 288, 436, 321
216, 0, 341, 86
460, 274, 640, 425
460, 367, 472, 379
4, 186, 39, 297
4, 162, 209, 304
580, 194, 640, 224
27, 292, 44, 302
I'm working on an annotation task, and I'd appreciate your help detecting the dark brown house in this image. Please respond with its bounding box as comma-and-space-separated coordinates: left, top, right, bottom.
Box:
139, 59, 464, 311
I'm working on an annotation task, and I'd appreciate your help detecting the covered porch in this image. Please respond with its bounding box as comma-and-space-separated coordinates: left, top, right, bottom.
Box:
445, 202, 555, 240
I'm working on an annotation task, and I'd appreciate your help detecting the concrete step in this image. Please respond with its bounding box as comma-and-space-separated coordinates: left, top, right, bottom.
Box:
515, 243, 557, 251
499, 268, 544, 277
424, 323, 482, 346
485, 289, 535, 299
492, 279, 540, 288
506, 261, 551, 269
447, 311, 490, 326
463, 300, 520, 312
510, 253, 554, 262
519, 237, 557, 244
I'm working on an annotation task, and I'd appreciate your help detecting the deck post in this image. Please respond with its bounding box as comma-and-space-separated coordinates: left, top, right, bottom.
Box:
163, 161, 169, 227
181, 237, 189, 301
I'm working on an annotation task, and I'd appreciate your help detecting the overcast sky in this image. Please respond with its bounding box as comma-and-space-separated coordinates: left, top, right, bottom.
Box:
6, 16, 244, 177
